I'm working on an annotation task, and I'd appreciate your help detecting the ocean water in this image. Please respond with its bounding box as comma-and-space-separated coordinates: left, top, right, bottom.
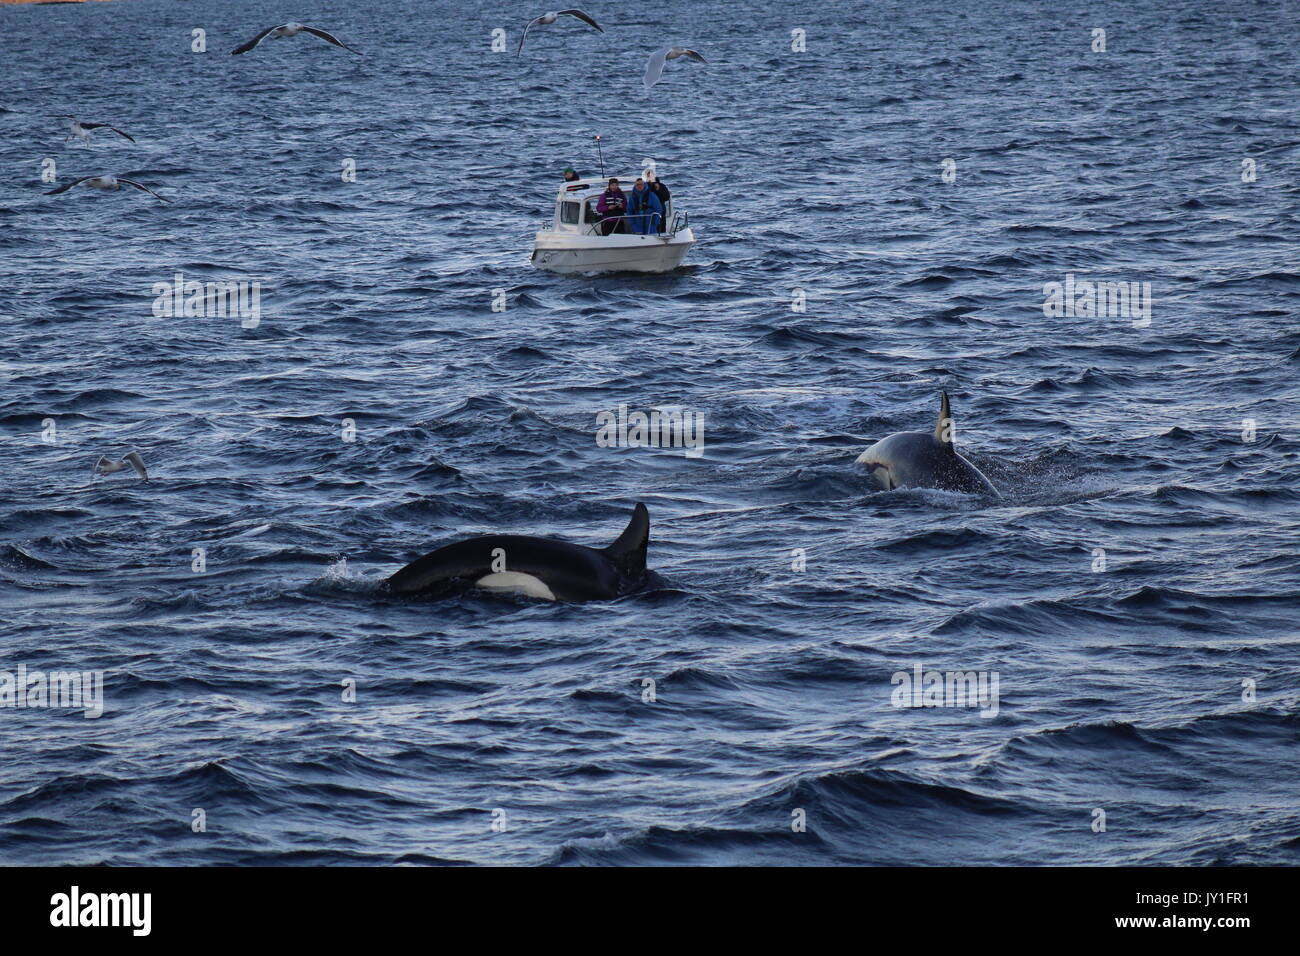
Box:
1, 0, 1298, 866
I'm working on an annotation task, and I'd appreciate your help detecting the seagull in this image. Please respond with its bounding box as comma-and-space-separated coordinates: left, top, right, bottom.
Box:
517, 10, 603, 54
231, 23, 360, 55
51, 115, 135, 146
93, 452, 148, 481
643, 46, 707, 89
46, 175, 171, 202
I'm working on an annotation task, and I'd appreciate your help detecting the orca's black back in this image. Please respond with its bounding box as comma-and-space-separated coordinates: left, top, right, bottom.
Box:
383, 534, 626, 601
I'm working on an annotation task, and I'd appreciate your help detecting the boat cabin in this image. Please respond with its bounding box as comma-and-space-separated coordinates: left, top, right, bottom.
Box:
548, 176, 674, 237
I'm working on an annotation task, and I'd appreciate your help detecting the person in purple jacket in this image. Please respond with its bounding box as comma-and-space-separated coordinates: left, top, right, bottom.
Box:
595, 178, 628, 235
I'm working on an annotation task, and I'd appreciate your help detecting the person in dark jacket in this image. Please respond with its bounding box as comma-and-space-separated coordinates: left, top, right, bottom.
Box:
627, 178, 663, 235
595, 178, 627, 235
648, 176, 670, 226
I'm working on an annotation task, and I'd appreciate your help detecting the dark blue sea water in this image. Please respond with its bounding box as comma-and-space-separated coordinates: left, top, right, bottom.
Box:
1, 0, 1298, 866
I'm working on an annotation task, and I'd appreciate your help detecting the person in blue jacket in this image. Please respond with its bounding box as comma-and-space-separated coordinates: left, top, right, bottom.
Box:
627, 178, 663, 235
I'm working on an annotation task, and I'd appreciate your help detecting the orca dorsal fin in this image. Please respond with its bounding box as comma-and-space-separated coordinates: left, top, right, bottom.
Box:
935, 390, 955, 447
604, 503, 649, 575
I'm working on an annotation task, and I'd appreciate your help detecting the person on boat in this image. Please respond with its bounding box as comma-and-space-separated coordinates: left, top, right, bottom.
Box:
649, 177, 670, 219
563, 167, 584, 192
628, 178, 663, 235
596, 178, 627, 235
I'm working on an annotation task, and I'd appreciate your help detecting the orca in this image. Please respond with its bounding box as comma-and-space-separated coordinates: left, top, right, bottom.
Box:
856, 391, 1001, 497
381, 503, 663, 602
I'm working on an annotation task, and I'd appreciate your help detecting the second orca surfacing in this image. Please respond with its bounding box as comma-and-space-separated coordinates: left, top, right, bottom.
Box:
381, 503, 664, 602
856, 391, 1001, 497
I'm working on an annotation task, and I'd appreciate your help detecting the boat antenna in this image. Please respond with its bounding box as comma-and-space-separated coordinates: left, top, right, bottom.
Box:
594, 134, 606, 179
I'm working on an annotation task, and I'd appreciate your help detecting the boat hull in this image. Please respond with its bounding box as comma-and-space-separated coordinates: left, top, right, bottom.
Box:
531, 229, 695, 274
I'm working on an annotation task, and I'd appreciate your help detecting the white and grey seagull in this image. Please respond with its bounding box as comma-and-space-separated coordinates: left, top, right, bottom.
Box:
643, 46, 707, 89
516, 10, 603, 55
231, 23, 361, 55
51, 115, 135, 146
93, 452, 149, 481
46, 175, 171, 203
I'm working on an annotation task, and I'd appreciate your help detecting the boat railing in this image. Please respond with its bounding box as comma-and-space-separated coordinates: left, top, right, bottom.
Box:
581, 211, 675, 237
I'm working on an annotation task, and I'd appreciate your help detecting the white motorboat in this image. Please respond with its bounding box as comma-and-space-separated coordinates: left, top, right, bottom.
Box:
530, 172, 695, 274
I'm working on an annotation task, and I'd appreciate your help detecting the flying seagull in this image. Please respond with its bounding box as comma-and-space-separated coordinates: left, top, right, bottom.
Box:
52, 115, 135, 146
231, 23, 360, 55
643, 46, 707, 89
517, 10, 603, 55
46, 175, 171, 203
93, 452, 148, 481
